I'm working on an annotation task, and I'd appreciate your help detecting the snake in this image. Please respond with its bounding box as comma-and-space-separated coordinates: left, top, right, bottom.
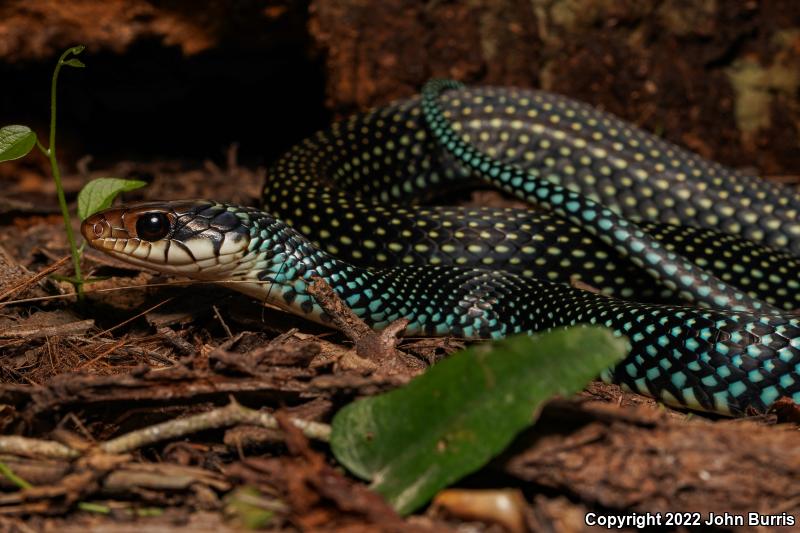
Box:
81, 81, 800, 416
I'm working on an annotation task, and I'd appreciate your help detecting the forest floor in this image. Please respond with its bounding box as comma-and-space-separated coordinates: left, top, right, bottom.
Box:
1, 154, 799, 532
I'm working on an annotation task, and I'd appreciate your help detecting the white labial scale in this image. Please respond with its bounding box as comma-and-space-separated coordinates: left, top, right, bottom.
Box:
163, 243, 194, 265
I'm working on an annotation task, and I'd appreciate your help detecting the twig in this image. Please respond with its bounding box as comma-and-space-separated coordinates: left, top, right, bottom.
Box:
0, 436, 80, 460
307, 276, 419, 372
0, 278, 270, 307
100, 398, 331, 454
90, 297, 174, 339
213, 304, 234, 338
0, 319, 94, 340
307, 275, 373, 340
0, 400, 331, 461
0, 256, 69, 303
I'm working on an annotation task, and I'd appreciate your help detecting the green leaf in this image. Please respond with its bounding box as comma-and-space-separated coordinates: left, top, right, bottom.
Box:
77, 177, 147, 220
330, 327, 628, 515
62, 58, 85, 68
0, 125, 37, 162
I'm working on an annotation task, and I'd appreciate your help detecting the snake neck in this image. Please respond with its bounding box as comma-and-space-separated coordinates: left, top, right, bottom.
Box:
228, 214, 375, 326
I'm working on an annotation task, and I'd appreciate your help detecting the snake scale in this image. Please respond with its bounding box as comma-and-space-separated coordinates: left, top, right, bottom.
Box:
82, 81, 800, 416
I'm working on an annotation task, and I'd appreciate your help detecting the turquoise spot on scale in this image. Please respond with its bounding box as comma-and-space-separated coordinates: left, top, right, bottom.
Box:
671, 371, 687, 389
713, 294, 731, 308
701, 374, 718, 387
645, 367, 660, 380
747, 369, 764, 383
778, 347, 795, 363
728, 381, 748, 397
686, 360, 702, 371
685, 338, 700, 351
645, 252, 661, 265
760, 385, 780, 405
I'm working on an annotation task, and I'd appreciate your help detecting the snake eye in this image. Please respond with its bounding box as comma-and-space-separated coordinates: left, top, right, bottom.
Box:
135, 212, 171, 241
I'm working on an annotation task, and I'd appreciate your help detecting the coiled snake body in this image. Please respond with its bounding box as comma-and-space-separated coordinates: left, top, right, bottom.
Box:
82, 81, 800, 415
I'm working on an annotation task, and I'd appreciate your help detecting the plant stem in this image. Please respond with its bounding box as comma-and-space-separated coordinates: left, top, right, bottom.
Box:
0, 461, 32, 490
48, 47, 84, 298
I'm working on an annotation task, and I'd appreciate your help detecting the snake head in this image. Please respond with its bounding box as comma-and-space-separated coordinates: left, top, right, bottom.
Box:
81, 200, 258, 279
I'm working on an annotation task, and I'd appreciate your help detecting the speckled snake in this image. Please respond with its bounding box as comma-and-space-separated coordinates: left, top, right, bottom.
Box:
81, 80, 800, 415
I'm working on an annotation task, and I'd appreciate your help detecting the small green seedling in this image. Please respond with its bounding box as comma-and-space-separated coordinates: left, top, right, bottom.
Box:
0, 45, 147, 297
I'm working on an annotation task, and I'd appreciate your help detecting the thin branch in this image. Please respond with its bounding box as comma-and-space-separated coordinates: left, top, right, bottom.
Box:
100, 398, 331, 454
0, 256, 69, 303
0, 400, 331, 461
0, 436, 80, 460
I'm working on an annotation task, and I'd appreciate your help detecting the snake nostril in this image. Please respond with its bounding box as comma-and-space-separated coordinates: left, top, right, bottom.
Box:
81, 216, 109, 241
